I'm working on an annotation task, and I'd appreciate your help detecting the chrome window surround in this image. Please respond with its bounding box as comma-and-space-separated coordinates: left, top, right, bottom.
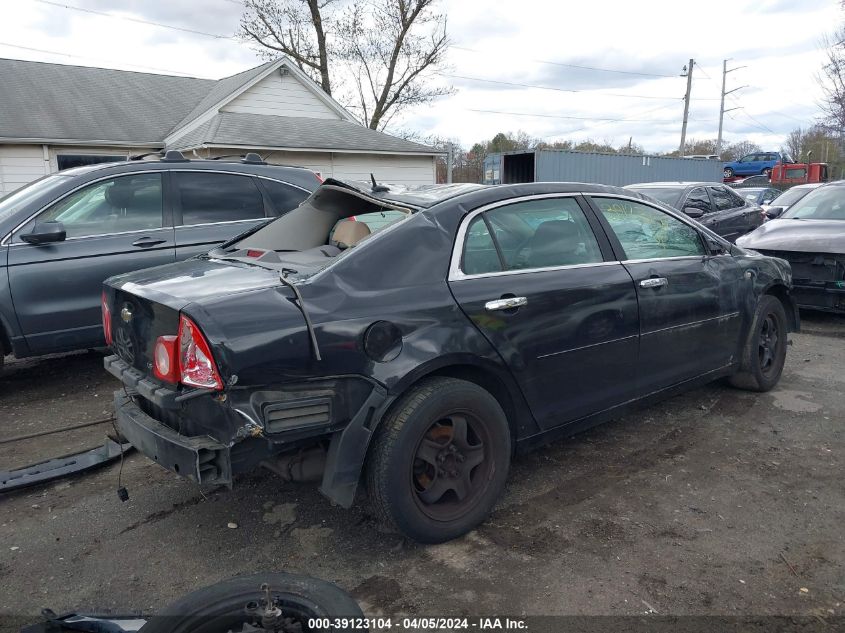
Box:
448, 192, 718, 282
1, 170, 311, 246
448, 193, 608, 282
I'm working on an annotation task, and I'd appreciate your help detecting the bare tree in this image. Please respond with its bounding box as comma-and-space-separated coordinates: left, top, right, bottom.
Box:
240, 0, 334, 94
819, 25, 845, 136
240, 0, 451, 130
341, 0, 451, 130
722, 140, 761, 161
785, 127, 805, 161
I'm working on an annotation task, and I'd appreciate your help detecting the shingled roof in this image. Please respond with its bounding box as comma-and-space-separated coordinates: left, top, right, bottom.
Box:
169, 112, 437, 154
0, 57, 438, 155
0, 58, 213, 144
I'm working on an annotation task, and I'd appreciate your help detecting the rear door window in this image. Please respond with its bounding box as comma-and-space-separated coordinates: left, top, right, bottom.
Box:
461, 197, 604, 274
682, 187, 713, 213
259, 179, 309, 215
174, 172, 266, 225
709, 186, 739, 211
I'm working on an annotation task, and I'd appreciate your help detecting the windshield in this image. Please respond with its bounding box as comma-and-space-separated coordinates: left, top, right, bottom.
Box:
770, 186, 814, 208
0, 174, 71, 224
630, 187, 682, 207
782, 186, 845, 220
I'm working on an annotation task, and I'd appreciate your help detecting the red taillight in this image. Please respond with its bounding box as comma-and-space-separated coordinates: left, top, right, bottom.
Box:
153, 335, 178, 383
314, 171, 324, 183
178, 315, 223, 390
101, 291, 112, 345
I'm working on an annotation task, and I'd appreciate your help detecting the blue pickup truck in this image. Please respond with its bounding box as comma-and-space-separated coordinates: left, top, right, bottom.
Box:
723, 152, 790, 179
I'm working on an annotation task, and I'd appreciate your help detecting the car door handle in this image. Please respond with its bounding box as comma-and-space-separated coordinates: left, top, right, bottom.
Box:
640, 277, 668, 288
132, 237, 167, 248
485, 296, 527, 311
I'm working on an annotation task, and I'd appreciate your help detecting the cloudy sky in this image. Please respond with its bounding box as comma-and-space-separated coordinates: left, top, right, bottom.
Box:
0, 0, 840, 152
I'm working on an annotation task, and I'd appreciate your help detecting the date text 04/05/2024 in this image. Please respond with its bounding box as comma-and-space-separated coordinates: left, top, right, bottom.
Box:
308, 617, 528, 630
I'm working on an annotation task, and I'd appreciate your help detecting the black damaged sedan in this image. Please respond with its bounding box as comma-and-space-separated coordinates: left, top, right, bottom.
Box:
104, 180, 798, 543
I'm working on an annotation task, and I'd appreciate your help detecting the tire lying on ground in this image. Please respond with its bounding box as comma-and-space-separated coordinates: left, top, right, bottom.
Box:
138, 571, 365, 633
366, 376, 512, 544
729, 295, 788, 392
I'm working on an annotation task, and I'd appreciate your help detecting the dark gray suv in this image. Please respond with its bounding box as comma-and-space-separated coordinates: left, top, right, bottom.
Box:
0, 152, 319, 368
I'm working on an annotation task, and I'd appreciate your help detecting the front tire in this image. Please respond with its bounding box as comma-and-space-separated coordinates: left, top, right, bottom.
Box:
724, 167, 734, 179
366, 377, 511, 544
762, 167, 772, 177
729, 295, 788, 392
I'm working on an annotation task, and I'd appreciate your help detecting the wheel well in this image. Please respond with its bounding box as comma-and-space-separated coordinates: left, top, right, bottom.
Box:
765, 284, 798, 331
425, 364, 521, 443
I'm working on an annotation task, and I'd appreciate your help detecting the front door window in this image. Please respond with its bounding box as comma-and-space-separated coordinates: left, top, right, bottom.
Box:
33, 173, 163, 238
593, 197, 705, 260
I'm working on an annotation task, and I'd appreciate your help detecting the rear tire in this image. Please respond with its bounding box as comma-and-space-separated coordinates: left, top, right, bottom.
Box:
366, 377, 511, 544
729, 295, 788, 392
138, 572, 364, 633
763, 167, 772, 177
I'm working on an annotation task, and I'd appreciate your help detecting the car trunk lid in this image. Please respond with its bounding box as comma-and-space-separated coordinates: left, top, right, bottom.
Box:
104, 257, 282, 373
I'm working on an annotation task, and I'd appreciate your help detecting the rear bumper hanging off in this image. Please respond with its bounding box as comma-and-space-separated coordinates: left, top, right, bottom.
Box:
114, 391, 232, 485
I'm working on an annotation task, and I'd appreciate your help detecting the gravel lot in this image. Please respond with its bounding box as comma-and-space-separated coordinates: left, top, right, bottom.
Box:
1, 313, 843, 630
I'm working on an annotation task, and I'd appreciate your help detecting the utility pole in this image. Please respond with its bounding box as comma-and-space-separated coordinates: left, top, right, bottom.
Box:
679, 59, 694, 156
446, 142, 454, 184
716, 59, 747, 158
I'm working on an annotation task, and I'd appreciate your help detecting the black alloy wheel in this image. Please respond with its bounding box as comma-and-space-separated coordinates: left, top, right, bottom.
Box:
367, 377, 511, 543
757, 313, 780, 378
730, 295, 788, 392
411, 412, 492, 522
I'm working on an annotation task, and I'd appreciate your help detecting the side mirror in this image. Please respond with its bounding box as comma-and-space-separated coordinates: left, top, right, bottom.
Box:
20, 221, 66, 244
683, 207, 704, 219
705, 235, 728, 255
765, 207, 784, 219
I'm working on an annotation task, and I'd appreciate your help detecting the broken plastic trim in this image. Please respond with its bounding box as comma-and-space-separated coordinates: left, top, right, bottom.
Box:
0, 439, 132, 492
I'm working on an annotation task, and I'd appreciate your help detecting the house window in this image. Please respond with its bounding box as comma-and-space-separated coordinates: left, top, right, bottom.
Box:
56, 154, 127, 171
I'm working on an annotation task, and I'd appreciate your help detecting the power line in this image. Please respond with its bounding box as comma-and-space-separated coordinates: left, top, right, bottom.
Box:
35, 0, 240, 40
558, 102, 686, 136
438, 72, 719, 100
0, 41, 204, 76
695, 64, 717, 82
467, 108, 682, 123
451, 45, 677, 78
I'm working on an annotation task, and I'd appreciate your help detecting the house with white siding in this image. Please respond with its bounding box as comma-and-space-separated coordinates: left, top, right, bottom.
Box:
0, 57, 441, 196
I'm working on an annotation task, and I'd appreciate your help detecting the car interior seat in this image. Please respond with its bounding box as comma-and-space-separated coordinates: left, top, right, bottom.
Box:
331, 220, 371, 249
104, 183, 136, 217
521, 219, 588, 268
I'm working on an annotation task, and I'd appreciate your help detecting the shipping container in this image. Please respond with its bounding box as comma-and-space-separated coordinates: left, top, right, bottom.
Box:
482, 149, 723, 186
